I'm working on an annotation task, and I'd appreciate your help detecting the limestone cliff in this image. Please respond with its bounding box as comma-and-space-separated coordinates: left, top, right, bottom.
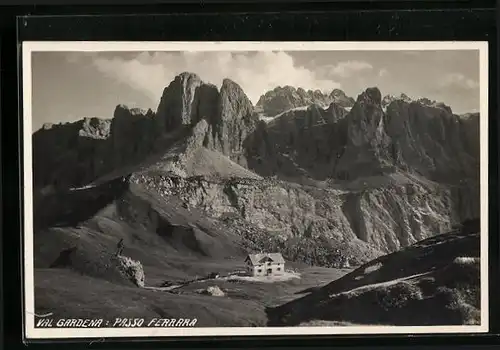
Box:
130, 171, 478, 257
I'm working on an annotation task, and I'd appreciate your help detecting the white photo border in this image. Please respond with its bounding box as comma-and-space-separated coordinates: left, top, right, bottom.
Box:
21, 41, 490, 339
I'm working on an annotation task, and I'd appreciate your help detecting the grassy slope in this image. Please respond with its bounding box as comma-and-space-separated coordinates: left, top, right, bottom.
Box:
35, 268, 266, 327
35, 265, 350, 327
267, 220, 481, 326
33, 175, 351, 326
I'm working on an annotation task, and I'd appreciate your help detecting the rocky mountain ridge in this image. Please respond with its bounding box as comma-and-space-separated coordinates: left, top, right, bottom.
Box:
381, 93, 454, 114
130, 171, 478, 255
32, 71, 480, 264
256, 86, 355, 117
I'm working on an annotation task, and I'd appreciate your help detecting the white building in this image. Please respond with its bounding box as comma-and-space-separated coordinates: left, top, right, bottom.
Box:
244, 253, 285, 277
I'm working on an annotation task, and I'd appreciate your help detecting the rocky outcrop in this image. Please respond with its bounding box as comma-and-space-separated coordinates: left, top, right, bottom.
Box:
383, 100, 478, 182
114, 255, 146, 287
459, 113, 480, 158
329, 89, 357, 109
78, 117, 112, 139
325, 87, 479, 183
334, 87, 393, 180
154, 74, 259, 167
251, 85, 479, 184
256, 86, 355, 117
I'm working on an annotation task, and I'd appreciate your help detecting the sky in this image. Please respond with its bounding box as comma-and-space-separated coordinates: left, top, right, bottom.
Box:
30, 49, 480, 131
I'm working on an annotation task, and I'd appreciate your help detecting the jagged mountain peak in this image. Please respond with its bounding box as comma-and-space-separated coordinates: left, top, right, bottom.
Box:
115, 104, 154, 117
382, 93, 413, 109
279, 85, 297, 92
380, 93, 454, 114
220, 78, 252, 104
176, 71, 202, 82
416, 98, 453, 113
356, 87, 383, 106
218, 78, 255, 125
330, 88, 348, 97
416, 97, 435, 105
400, 92, 411, 100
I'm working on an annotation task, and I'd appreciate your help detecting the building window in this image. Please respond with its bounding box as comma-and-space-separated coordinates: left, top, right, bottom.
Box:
257, 269, 262, 273
277, 268, 281, 271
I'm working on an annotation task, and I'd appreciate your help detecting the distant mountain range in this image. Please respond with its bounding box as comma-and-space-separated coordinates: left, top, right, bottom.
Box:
255, 86, 356, 116
32, 71, 479, 262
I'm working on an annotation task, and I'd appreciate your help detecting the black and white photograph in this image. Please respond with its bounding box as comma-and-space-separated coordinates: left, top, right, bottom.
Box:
22, 41, 489, 339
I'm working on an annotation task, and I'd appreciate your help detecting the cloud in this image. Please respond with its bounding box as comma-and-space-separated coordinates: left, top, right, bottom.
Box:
69, 51, 342, 105
323, 60, 373, 78
440, 73, 479, 90
378, 68, 389, 78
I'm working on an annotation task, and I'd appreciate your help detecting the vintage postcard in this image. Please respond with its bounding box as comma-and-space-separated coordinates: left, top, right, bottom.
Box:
22, 41, 489, 339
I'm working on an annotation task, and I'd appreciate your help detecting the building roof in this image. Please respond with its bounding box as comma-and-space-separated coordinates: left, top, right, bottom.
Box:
245, 253, 285, 265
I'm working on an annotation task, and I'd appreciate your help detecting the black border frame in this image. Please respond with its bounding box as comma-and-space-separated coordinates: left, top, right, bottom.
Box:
1, 4, 497, 349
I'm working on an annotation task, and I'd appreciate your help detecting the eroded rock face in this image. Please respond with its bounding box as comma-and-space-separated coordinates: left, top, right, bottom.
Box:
155, 72, 222, 136
384, 101, 478, 182
43, 243, 145, 287
334, 87, 393, 180
382, 93, 413, 110
196, 83, 220, 126
110, 105, 156, 168
32, 118, 113, 188
156, 72, 205, 132
206, 79, 259, 165
245, 103, 348, 179
202, 286, 225, 297
132, 172, 478, 255
32, 105, 161, 188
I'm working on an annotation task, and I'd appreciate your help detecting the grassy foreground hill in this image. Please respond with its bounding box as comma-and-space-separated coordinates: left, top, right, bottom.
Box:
267, 219, 481, 326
